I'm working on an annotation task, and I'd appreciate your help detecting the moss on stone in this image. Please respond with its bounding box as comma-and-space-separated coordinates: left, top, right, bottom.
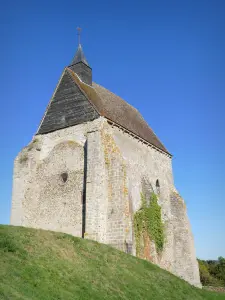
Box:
134, 193, 164, 257
19, 153, 28, 164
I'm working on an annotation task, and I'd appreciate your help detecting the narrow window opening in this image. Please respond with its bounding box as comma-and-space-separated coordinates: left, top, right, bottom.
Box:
156, 179, 160, 195
61, 172, 68, 183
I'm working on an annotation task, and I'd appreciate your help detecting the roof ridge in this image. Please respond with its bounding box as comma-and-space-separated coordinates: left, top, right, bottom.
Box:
92, 82, 139, 113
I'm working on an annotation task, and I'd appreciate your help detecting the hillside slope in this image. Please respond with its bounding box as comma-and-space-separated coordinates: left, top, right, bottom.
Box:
0, 225, 224, 300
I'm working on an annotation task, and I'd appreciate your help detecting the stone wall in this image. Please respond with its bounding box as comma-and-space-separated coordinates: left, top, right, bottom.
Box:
11, 118, 102, 236
101, 127, 132, 251
103, 123, 201, 287
169, 190, 201, 287
11, 116, 201, 287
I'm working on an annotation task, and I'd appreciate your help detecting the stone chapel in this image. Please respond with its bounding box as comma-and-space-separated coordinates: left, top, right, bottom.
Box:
11, 39, 201, 287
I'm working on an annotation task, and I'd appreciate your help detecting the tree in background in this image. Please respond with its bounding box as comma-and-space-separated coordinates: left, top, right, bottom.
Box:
215, 257, 225, 284
198, 257, 225, 287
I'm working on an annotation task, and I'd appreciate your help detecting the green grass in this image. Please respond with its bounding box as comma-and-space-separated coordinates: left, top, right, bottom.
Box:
0, 225, 224, 300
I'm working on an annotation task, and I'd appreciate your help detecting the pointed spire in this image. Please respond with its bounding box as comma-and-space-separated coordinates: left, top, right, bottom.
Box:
70, 27, 89, 66
69, 28, 92, 85
71, 43, 89, 66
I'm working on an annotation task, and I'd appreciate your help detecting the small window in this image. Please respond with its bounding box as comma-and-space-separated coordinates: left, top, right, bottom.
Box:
61, 172, 68, 183
156, 179, 160, 195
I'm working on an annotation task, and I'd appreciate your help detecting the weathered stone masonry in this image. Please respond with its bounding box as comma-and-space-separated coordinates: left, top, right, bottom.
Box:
11, 41, 201, 287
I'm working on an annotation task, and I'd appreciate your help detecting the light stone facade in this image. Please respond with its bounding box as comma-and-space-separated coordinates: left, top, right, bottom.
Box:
11, 116, 201, 287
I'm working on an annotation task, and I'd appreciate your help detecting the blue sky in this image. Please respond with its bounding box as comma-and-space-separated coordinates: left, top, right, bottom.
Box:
1, 0, 225, 259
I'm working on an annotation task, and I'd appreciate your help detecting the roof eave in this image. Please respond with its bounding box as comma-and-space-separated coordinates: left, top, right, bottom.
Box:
106, 118, 172, 158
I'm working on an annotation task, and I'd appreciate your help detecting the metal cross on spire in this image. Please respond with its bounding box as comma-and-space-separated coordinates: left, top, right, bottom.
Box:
77, 27, 82, 45
70, 27, 89, 66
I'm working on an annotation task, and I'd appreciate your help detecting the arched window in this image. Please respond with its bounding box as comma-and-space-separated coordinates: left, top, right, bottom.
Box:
156, 179, 160, 195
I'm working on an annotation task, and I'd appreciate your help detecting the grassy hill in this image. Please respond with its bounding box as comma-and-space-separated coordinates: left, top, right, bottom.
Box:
0, 225, 224, 300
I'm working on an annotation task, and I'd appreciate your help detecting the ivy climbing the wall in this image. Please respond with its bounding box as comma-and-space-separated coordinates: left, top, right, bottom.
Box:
134, 193, 164, 257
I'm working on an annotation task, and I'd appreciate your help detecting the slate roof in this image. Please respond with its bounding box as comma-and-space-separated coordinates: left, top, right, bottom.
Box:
68, 68, 170, 155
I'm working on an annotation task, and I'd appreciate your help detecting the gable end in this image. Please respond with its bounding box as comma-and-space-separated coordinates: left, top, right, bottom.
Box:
37, 69, 99, 134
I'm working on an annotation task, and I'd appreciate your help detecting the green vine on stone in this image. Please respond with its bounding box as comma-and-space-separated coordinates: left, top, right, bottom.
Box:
134, 193, 164, 256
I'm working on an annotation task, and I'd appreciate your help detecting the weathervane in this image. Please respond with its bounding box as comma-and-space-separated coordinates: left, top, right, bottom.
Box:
77, 27, 82, 45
